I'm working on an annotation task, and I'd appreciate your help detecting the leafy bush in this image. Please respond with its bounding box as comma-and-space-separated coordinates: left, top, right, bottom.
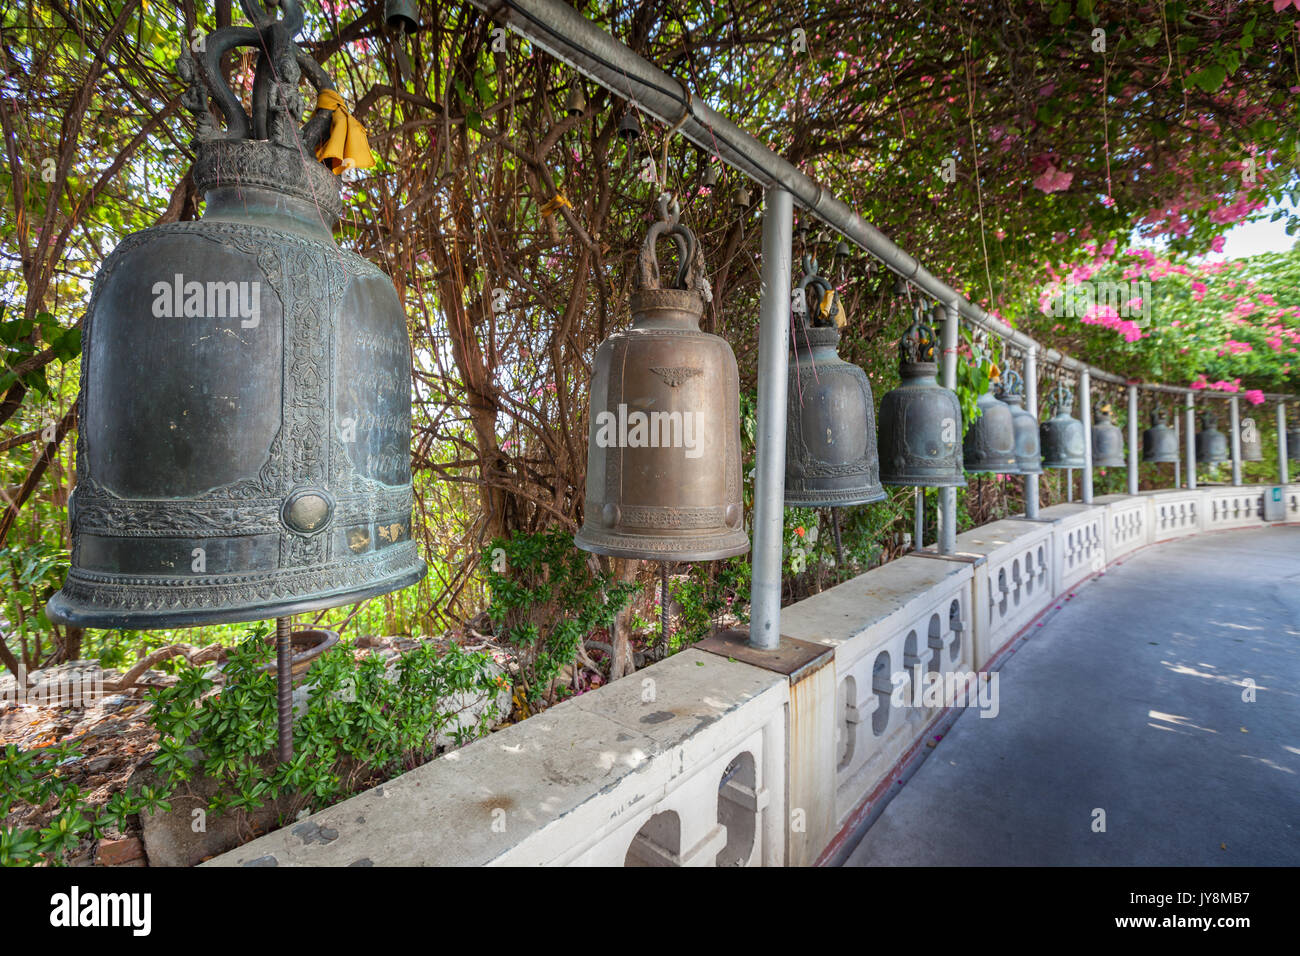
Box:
0, 632, 504, 866
481, 528, 638, 704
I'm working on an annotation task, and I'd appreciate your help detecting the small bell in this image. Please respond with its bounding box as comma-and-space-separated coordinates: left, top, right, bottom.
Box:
784, 267, 884, 507
1040, 383, 1086, 469
1092, 404, 1126, 467
835, 239, 851, 260
1288, 420, 1300, 461
964, 367, 1019, 474
1142, 411, 1179, 463
564, 84, 587, 117
735, 184, 752, 207
701, 164, 718, 188
384, 0, 420, 32
996, 370, 1042, 474
575, 197, 747, 562
618, 108, 641, 140
1195, 411, 1228, 464
877, 310, 967, 487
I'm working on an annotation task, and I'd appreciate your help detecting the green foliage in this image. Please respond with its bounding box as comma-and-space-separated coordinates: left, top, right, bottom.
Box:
0, 632, 504, 867
481, 528, 637, 703
671, 557, 751, 652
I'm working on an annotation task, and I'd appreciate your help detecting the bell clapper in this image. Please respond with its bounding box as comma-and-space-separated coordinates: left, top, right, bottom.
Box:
831, 508, 846, 571
659, 562, 671, 653
276, 616, 293, 762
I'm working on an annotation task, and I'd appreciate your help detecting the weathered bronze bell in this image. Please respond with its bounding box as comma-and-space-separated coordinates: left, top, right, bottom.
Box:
784, 264, 885, 507
1092, 404, 1126, 467
963, 370, 1019, 474
384, 0, 420, 32
1039, 383, 1086, 469
575, 199, 748, 562
996, 370, 1041, 475
47, 1, 425, 629
1142, 411, 1179, 463
1238, 415, 1263, 462
1195, 411, 1228, 464
877, 311, 966, 487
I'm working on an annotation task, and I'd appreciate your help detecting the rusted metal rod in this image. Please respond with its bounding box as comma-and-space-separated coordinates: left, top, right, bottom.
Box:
276, 616, 293, 762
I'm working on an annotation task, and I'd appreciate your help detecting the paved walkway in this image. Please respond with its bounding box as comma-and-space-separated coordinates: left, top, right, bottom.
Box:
845, 525, 1300, 866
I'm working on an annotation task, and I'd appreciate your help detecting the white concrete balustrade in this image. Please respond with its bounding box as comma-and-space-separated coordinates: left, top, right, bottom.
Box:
209, 483, 1299, 869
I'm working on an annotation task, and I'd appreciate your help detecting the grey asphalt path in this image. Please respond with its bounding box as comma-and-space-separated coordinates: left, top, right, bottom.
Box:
844, 525, 1300, 866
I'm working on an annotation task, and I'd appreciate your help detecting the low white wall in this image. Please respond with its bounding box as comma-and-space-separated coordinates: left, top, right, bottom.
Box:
209, 483, 1299, 868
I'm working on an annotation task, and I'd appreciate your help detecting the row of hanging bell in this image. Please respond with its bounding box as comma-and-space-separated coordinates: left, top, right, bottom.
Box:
783, 259, 885, 507
877, 309, 966, 487
48, 0, 425, 629
574, 197, 748, 562
1040, 383, 1086, 469
1092, 404, 1126, 467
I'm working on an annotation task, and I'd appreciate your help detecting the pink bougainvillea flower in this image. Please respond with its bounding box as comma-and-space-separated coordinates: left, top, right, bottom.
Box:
1209, 235, 1226, 253
1273, 0, 1299, 13
1033, 165, 1074, 194
1243, 389, 1266, 405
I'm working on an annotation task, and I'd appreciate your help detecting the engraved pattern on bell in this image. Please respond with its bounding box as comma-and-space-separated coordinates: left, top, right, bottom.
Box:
574, 199, 748, 562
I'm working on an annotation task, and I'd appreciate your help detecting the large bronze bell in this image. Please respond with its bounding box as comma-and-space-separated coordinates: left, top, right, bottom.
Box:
997, 370, 1041, 474
47, 3, 425, 629
1195, 411, 1228, 464
1142, 411, 1179, 463
1092, 404, 1126, 467
877, 310, 966, 487
1238, 415, 1263, 462
784, 263, 885, 507
963, 369, 1019, 474
575, 198, 748, 562
1039, 383, 1086, 469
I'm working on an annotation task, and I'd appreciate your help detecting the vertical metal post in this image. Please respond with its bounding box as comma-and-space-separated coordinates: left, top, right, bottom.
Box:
939, 301, 959, 553
1127, 385, 1139, 496
913, 488, 923, 551
1280, 402, 1290, 485
276, 616, 293, 762
1080, 370, 1093, 504
1185, 393, 1197, 490
1229, 396, 1242, 486
747, 187, 792, 651
1024, 347, 1040, 518
1067, 470, 1073, 502
1173, 412, 1181, 489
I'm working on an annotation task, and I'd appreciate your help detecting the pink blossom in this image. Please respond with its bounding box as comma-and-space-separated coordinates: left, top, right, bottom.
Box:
1243, 389, 1266, 405
1209, 235, 1226, 254
1033, 165, 1074, 194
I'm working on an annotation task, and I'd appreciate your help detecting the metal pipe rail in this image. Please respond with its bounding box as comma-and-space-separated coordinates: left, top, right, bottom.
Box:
469, 0, 1294, 404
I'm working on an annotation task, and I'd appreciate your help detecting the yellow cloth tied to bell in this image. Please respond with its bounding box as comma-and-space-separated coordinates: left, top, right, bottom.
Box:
819, 289, 847, 329
315, 90, 373, 174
